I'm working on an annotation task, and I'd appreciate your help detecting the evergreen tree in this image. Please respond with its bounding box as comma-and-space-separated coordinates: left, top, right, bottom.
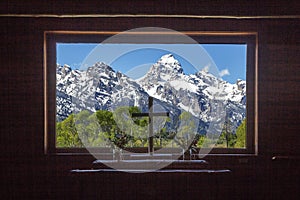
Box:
217, 117, 237, 148
235, 118, 246, 148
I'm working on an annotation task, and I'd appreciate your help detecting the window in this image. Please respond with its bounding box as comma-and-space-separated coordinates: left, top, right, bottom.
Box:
44, 29, 257, 157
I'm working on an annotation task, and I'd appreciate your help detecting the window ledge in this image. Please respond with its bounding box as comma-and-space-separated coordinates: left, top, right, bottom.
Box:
93, 159, 208, 165
70, 168, 231, 174
92, 159, 210, 170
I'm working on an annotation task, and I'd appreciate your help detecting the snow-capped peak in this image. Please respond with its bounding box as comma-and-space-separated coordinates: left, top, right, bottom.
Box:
156, 54, 183, 73
158, 53, 179, 65
140, 54, 183, 83
56, 54, 246, 133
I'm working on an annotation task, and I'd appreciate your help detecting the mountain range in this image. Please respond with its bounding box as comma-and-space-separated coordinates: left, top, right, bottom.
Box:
56, 54, 246, 134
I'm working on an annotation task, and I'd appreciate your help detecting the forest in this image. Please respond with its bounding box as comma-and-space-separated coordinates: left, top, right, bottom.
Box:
56, 106, 246, 151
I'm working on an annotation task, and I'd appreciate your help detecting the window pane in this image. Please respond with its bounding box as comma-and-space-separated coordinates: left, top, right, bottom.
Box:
56, 43, 247, 151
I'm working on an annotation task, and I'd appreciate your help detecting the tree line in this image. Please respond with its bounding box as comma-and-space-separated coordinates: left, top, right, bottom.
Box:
56, 107, 246, 149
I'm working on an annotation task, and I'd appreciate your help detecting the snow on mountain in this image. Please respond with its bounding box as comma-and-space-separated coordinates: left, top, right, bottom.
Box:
137, 54, 246, 127
56, 62, 149, 121
56, 54, 246, 133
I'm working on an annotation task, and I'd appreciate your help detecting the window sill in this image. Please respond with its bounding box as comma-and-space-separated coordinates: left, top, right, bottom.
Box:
70, 168, 231, 174
46, 151, 259, 173
92, 159, 209, 170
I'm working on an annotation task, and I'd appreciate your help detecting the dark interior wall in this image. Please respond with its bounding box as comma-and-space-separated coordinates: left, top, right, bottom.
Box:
1, 1, 299, 199
1, 0, 299, 16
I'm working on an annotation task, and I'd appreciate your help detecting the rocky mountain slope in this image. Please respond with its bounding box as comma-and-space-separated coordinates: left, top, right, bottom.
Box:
56, 54, 246, 133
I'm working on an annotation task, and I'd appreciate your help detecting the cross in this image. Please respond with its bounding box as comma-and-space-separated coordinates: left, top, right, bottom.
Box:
131, 96, 169, 155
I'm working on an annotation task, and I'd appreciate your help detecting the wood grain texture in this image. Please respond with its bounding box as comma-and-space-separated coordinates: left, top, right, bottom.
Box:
0, 1, 299, 199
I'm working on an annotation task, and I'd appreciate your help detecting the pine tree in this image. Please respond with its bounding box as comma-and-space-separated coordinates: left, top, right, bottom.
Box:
236, 118, 246, 148
217, 116, 237, 148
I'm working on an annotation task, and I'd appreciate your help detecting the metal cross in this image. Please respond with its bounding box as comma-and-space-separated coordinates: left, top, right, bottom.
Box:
131, 96, 169, 155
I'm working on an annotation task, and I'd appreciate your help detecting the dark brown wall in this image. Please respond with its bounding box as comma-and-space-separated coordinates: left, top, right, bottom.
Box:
1, 1, 299, 199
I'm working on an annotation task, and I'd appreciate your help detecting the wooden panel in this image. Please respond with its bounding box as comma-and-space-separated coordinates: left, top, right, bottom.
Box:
1, 0, 299, 16
2, 17, 299, 156
1, 3, 300, 199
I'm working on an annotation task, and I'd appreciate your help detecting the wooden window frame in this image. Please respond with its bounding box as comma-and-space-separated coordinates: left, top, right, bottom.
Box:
44, 30, 258, 156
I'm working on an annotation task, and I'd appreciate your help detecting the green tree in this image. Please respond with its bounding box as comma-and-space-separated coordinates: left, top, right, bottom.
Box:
174, 111, 198, 149
154, 127, 171, 147
235, 118, 246, 148
114, 106, 150, 147
217, 131, 237, 148
56, 114, 84, 148
217, 118, 237, 148
75, 110, 107, 147
196, 134, 206, 147
128, 106, 148, 127
96, 107, 143, 149
96, 110, 117, 133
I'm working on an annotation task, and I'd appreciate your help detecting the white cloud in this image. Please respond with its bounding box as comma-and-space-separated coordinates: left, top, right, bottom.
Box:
72, 62, 82, 69
202, 63, 210, 73
219, 69, 230, 77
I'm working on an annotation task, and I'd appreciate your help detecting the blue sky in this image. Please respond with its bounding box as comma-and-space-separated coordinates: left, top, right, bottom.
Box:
56, 43, 246, 83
